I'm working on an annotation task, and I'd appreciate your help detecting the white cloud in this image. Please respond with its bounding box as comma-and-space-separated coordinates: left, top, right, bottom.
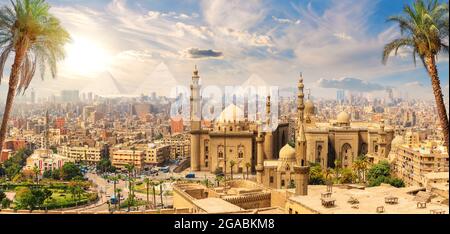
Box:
272, 16, 301, 25
201, 0, 266, 31
333, 32, 353, 41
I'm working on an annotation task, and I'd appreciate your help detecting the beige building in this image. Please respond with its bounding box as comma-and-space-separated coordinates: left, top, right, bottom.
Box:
390, 136, 449, 187
189, 68, 394, 185
157, 133, 190, 159
111, 149, 145, 173
189, 67, 289, 175
24, 149, 72, 174
303, 107, 395, 169
135, 143, 170, 166
57, 145, 104, 165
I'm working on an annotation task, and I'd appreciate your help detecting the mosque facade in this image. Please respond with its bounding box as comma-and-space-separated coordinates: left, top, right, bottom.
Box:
189, 67, 394, 191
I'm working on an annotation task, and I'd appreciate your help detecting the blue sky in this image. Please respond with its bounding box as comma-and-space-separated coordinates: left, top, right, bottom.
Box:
0, 0, 448, 100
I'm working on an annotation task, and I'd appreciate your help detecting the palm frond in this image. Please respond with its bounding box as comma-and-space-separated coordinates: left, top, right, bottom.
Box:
0, 43, 13, 84
382, 38, 415, 65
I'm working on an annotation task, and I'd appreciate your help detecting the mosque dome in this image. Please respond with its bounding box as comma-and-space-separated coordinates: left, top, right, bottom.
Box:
277, 144, 296, 171
217, 104, 245, 123
279, 144, 296, 160
305, 100, 315, 115
337, 111, 351, 124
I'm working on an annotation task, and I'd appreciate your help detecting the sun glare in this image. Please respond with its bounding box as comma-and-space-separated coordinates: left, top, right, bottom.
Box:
62, 35, 111, 77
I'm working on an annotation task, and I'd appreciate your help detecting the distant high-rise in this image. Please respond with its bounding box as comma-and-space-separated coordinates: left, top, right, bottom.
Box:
60, 90, 80, 103
336, 90, 345, 104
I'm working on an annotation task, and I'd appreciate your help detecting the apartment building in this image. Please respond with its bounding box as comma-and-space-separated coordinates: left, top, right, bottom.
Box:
111, 149, 145, 173
391, 139, 449, 187
58, 145, 105, 165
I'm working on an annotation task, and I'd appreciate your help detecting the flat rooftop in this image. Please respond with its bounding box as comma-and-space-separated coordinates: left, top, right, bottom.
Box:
288, 184, 449, 214
193, 198, 244, 214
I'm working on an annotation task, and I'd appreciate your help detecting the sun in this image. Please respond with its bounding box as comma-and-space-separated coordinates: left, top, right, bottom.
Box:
62, 35, 112, 77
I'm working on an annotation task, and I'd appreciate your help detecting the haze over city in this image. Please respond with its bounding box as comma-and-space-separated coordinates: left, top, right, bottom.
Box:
0, 0, 448, 101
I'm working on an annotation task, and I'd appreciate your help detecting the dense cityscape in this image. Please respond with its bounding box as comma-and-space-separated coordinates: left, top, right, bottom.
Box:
0, 0, 448, 219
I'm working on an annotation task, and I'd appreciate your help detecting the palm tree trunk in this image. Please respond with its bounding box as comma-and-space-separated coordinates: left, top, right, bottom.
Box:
159, 183, 163, 208
425, 55, 449, 151
0, 47, 26, 154
146, 183, 149, 208
152, 186, 156, 208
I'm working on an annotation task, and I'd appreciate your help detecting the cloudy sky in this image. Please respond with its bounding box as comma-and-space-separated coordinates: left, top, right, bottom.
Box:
0, 0, 449, 100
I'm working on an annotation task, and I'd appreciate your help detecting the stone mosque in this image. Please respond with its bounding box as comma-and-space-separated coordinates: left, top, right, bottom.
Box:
189, 67, 394, 191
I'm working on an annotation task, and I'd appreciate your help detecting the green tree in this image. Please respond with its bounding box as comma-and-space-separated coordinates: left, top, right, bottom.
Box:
229, 160, 236, 180
42, 170, 52, 179
383, 0, 449, 150
51, 169, 61, 180
367, 160, 391, 183
1, 197, 12, 208
14, 187, 35, 210
68, 181, 83, 206
309, 163, 325, 185
32, 166, 40, 185
341, 168, 356, 184
61, 162, 82, 181
389, 177, 406, 188
124, 163, 134, 211
97, 158, 116, 173
0, 0, 71, 154
0, 189, 6, 202
5, 163, 21, 179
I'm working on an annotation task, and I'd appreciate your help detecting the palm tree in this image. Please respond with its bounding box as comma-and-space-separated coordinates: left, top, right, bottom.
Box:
383, 0, 449, 150
32, 166, 40, 185
352, 160, 363, 183
144, 178, 150, 208
245, 162, 251, 180
159, 181, 164, 208
116, 188, 122, 209
130, 146, 136, 177
0, 0, 71, 154
150, 180, 157, 208
110, 175, 120, 199
229, 160, 236, 180
360, 156, 370, 182
124, 164, 134, 211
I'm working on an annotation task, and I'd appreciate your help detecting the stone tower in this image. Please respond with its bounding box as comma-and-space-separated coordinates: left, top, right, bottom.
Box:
294, 73, 310, 196
256, 122, 265, 183
264, 96, 274, 160
190, 66, 202, 171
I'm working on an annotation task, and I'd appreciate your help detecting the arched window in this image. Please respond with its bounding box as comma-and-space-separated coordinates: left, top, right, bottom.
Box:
218, 145, 224, 159
238, 145, 244, 158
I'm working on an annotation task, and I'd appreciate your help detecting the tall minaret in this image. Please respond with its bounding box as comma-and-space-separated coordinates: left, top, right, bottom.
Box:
296, 74, 307, 165
44, 110, 49, 150
256, 122, 265, 183
294, 73, 309, 196
190, 66, 202, 171
264, 96, 274, 159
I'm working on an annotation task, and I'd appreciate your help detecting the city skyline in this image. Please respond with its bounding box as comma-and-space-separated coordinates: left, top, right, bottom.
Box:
0, 0, 448, 101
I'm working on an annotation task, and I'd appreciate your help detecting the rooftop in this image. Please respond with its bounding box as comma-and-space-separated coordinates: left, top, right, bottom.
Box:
288, 184, 449, 214
193, 198, 244, 214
